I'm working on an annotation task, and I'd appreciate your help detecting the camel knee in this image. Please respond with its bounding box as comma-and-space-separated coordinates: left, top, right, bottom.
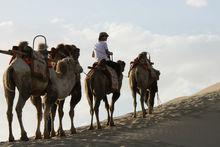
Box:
15, 107, 22, 117
94, 106, 99, 112
58, 108, 64, 118
133, 102, 137, 107
105, 103, 110, 110
7, 111, 13, 122
110, 105, 114, 112
69, 108, 74, 118
90, 108, 94, 116
37, 112, 42, 120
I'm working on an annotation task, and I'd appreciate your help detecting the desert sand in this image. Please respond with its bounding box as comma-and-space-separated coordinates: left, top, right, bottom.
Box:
1, 83, 220, 147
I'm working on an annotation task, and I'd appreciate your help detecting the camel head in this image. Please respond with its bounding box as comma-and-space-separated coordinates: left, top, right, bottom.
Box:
116, 60, 126, 72
56, 57, 83, 76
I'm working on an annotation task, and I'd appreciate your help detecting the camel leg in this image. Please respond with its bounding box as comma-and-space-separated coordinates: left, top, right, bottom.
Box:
31, 96, 42, 139
5, 89, 15, 142
140, 90, 146, 118
131, 89, 137, 118
148, 91, 156, 114
43, 91, 57, 139
69, 83, 81, 134
94, 98, 102, 129
43, 101, 51, 139
103, 96, 110, 126
109, 92, 120, 126
57, 100, 66, 137
86, 83, 94, 130
89, 101, 94, 130
16, 93, 30, 141
50, 103, 57, 137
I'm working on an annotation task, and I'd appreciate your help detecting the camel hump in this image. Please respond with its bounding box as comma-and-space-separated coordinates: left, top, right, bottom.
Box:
31, 51, 49, 81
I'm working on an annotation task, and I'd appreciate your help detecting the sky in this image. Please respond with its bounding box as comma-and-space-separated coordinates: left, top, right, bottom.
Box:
0, 0, 219, 141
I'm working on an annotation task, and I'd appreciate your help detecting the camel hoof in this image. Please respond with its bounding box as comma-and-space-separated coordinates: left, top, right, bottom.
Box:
50, 130, 56, 137
89, 126, 94, 130
110, 123, 116, 127
35, 133, 42, 140
70, 128, 77, 134
57, 129, 66, 137
44, 132, 51, 139
9, 136, 15, 142
148, 108, 153, 114
20, 134, 29, 141
133, 113, 136, 118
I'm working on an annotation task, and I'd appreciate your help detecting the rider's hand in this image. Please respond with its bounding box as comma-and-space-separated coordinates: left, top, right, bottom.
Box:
109, 52, 113, 55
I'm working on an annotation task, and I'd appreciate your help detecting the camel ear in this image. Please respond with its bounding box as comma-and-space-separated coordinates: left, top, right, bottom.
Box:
121, 61, 126, 72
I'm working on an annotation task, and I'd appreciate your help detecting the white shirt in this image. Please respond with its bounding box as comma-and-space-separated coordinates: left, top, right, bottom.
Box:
93, 41, 110, 61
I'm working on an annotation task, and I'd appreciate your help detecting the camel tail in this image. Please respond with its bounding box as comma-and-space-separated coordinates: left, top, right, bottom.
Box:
3, 66, 16, 94
85, 78, 93, 109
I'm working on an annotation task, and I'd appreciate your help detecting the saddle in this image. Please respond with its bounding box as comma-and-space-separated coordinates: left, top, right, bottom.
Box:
129, 57, 160, 80
31, 51, 50, 81
87, 60, 119, 91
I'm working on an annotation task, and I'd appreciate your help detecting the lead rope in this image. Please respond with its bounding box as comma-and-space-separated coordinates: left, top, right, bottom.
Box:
157, 91, 162, 106
82, 71, 88, 77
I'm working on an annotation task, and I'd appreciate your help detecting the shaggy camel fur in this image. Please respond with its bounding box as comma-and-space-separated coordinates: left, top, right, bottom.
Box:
85, 60, 125, 129
42, 57, 82, 139
32, 44, 82, 138
49, 44, 82, 137
129, 53, 159, 118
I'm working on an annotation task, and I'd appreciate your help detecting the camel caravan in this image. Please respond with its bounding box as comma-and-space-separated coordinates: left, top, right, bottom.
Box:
0, 33, 160, 142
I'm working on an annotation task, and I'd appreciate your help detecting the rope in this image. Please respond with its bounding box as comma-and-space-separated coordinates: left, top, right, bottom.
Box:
157, 91, 162, 106
123, 74, 129, 78
82, 71, 88, 77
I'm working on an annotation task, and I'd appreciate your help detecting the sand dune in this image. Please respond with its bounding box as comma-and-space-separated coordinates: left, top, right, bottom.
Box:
1, 83, 220, 147
194, 82, 220, 95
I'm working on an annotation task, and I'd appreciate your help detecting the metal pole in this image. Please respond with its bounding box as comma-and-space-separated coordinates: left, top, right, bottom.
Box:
33, 35, 47, 50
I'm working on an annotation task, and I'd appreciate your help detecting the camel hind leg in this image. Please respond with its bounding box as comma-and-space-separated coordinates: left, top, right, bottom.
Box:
4, 67, 16, 142
31, 96, 43, 139
94, 97, 102, 129
103, 96, 110, 126
4, 84, 15, 142
85, 79, 94, 130
131, 88, 137, 118
140, 89, 146, 118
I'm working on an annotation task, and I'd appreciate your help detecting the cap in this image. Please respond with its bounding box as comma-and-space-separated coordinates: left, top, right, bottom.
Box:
99, 32, 109, 38
38, 43, 48, 51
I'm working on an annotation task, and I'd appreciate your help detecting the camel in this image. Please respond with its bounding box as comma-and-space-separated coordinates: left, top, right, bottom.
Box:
3, 43, 82, 141
85, 60, 125, 129
129, 52, 160, 118
3, 43, 50, 142
42, 56, 82, 139
47, 44, 82, 137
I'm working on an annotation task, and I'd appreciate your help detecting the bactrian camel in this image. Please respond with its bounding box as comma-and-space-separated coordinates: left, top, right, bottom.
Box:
85, 60, 125, 129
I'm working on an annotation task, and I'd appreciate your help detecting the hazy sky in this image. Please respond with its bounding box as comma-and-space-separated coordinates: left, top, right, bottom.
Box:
0, 0, 219, 141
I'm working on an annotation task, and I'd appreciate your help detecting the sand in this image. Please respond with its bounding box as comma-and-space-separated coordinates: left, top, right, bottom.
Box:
1, 83, 220, 147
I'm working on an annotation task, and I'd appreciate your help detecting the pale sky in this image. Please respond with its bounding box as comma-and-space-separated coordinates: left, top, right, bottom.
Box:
0, 0, 219, 141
